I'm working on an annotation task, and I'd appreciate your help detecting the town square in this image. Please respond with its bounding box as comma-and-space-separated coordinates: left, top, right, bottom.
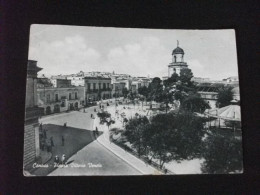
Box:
23, 25, 242, 176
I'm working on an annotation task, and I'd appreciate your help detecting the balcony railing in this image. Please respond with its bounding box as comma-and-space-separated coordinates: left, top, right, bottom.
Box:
87, 88, 112, 93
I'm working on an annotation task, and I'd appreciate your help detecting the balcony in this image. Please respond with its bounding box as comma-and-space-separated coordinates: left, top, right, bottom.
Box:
88, 88, 111, 93
169, 62, 187, 66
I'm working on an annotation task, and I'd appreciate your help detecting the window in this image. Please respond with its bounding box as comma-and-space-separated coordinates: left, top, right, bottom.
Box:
93, 83, 96, 90
46, 94, 51, 103
99, 83, 101, 90
103, 83, 106, 89
55, 94, 58, 102
107, 83, 109, 89
69, 93, 72, 100
87, 83, 91, 90
75, 92, 78, 99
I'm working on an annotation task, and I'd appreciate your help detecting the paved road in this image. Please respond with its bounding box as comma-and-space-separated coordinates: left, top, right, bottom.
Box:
49, 139, 141, 176
40, 107, 141, 176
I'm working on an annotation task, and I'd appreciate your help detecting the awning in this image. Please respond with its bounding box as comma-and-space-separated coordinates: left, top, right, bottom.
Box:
205, 105, 241, 121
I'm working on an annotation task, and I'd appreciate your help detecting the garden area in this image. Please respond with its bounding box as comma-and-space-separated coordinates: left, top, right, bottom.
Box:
107, 68, 243, 174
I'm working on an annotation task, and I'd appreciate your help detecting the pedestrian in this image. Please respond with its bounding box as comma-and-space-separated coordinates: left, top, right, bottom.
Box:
96, 127, 98, 135
54, 155, 60, 164
61, 154, 66, 164
64, 122, 67, 127
91, 113, 93, 118
50, 136, 54, 147
62, 136, 65, 146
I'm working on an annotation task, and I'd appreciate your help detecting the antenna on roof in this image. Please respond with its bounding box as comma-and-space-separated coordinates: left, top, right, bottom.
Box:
177, 40, 179, 47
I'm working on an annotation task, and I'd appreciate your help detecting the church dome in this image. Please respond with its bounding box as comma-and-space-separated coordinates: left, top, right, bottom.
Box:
172, 46, 184, 55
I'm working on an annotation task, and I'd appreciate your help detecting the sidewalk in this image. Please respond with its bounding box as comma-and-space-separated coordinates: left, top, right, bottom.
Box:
93, 111, 162, 175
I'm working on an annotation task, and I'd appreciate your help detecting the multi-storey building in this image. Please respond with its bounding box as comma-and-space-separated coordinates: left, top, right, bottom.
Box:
84, 76, 112, 103
111, 82, 126, 97
50, 78, 72, 88
24, 60, 44, 167
67, 75, 85, 87
130, 77, 152, 94
37, 85, 85, 115
37, 74, 53, 88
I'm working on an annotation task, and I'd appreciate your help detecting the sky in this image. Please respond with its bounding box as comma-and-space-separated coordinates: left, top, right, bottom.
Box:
28, 24, 239, 80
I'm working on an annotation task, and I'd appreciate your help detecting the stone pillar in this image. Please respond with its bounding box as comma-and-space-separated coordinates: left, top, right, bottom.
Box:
34, 125, 40, 158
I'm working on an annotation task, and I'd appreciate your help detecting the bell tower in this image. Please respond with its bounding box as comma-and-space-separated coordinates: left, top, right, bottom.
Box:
168, 41, 188, 77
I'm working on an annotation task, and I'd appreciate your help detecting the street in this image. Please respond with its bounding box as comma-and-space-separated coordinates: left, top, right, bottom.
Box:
37, 105, 141, 176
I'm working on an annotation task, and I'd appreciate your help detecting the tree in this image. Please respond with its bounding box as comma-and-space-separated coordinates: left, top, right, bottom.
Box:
124, 116, 150, 157
182, 93, 210, 113
163, 68, 196, 108
163, 72, 179, 87
179, 68, 194, 86
154, 86, 174, 113
216, 87, 234, 108
97, 111, 111, 124
138, 86, 149, 98
147, 77, 163, 102
147, 112, 205, 169
201, 131, 243, 174
106, 119, 115, 129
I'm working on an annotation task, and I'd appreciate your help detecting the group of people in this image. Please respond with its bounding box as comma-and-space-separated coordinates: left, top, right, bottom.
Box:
54, 154, 66, 165
40, 123, 66, 152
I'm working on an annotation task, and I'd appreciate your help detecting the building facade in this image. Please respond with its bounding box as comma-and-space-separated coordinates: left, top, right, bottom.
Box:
168, 41, 188, 77
50, 78, 72, 88
84, 76, 112, 103
37, 86, 85, 115
111, 82, 126, 97
24, 60, 44, 167
231, 87, 240, 101
196, 83, 223, 109
191, 77, 210, 83
67, 75, 85, 86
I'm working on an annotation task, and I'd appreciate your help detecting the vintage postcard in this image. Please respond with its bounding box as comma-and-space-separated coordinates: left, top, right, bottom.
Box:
23, 25, 242, 176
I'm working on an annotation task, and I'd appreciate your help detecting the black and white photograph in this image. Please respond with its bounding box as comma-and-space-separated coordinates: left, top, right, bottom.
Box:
23, 25, 243, 176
